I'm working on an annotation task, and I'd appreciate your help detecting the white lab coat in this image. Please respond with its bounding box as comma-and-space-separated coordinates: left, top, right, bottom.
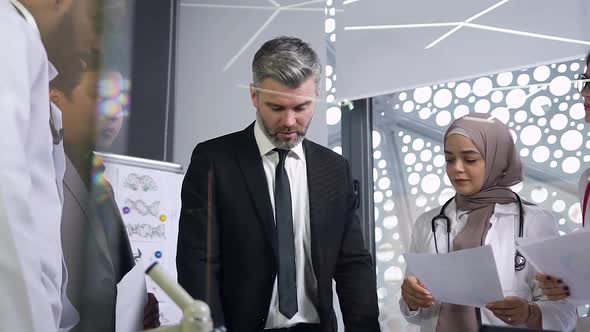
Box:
0, 1, 77, 330
399, 200, 578, 332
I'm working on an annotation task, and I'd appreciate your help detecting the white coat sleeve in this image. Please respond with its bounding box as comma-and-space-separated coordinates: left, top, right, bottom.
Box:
399, 212, 441, 325
525, 208, 578, 332
399, 224, 422, 323
0, 18, 47, 332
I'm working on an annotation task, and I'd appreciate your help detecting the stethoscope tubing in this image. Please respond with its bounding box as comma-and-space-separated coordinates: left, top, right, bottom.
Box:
431, 193, 526, 271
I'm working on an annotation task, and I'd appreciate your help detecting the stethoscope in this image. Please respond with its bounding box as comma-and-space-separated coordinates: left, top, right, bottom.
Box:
431, 193, 527, 271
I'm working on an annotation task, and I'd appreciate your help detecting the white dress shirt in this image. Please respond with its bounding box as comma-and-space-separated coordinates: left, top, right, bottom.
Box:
399, 200, 578, 332
253, 121, 320, 329
0, 1, 77, 330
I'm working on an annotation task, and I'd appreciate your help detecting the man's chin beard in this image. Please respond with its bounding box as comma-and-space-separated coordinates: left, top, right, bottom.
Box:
268, 134, 303, 150
256, 111, 306, 149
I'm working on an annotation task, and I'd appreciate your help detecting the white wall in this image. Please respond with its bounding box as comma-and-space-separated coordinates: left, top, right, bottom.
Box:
174, 0, 329, 167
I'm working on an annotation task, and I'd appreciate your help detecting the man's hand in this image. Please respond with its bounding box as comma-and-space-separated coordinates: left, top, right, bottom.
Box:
401, 276, 435, 311
143, 292, 160, 329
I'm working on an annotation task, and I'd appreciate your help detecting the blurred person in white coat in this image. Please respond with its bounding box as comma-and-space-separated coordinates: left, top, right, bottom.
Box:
535, 51, 590, 325
0, 0, 79, 330
399, 113, 577, 331
536, 51, 590, 298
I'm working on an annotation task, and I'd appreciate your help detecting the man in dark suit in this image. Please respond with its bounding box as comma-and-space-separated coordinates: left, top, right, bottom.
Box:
177, 36, 380, 332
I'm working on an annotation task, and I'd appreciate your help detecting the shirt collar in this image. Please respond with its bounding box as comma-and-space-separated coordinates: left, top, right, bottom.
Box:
48, 62, 58, 81
456, 209, 469, 221
435, 200, 518, 231
492, 202, 519, 216
435, 199, 457, 227
434, 201, 476, 229
253, 120, 304, 160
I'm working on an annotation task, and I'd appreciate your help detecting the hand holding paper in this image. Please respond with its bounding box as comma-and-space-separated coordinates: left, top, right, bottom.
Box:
401, 276, 435, 311
486, 296, 534, 326
518, 230, 590, 304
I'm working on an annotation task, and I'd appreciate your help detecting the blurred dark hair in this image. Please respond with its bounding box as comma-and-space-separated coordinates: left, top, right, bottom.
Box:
586, 51, 590, 66
50, 50, 101, 98
46, 0, 104, 97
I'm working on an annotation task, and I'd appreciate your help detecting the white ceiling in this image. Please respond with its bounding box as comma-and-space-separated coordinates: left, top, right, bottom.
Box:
337, 0, 590, 100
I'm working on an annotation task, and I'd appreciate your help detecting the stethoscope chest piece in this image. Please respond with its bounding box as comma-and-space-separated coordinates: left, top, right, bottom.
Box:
514, 251, 526, 271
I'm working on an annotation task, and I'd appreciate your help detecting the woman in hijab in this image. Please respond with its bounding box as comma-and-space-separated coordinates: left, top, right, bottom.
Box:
399, 113, 577, 331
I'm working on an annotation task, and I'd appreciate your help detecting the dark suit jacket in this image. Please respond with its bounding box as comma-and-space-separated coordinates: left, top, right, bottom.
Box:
177, 123, 380, 332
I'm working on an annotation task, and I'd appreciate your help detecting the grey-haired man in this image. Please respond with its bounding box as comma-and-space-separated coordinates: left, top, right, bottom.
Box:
177, 36, 380, 332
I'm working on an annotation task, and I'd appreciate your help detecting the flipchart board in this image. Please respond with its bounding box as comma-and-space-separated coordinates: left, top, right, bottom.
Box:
99, 152, 184, 327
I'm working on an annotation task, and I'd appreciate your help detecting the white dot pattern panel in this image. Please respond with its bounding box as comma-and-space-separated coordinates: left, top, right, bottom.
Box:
326, 0, 341, 156
371, 57, 588, 332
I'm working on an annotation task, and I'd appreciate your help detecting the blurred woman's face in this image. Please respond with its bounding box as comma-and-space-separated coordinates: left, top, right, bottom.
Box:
445, 134, 486, 196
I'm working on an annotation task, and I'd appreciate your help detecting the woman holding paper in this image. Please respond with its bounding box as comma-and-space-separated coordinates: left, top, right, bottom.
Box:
536, 51, 590, 302
399, 113, 577, 331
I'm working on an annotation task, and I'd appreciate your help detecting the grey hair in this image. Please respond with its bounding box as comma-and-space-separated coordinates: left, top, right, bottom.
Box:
252, 36, 322, 91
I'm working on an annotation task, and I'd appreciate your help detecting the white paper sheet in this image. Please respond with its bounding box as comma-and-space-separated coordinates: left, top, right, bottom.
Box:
517, 230, 590, 305
516, 227, 590, 247
515, 235, 550, 247
116, 263, 147, 332
403, 245, 504, 307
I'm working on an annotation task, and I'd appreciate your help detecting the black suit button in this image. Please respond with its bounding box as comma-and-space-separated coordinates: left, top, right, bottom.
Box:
259, 317, 266, 325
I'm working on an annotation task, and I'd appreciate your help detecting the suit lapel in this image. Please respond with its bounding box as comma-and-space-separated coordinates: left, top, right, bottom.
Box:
303, 140, 324, 279
63, 156, 114, 271
103, 184, 136, 276
235, 123, 278, 256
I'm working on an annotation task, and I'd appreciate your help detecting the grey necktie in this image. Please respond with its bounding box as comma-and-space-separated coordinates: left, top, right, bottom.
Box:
274, 148, 298, 318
